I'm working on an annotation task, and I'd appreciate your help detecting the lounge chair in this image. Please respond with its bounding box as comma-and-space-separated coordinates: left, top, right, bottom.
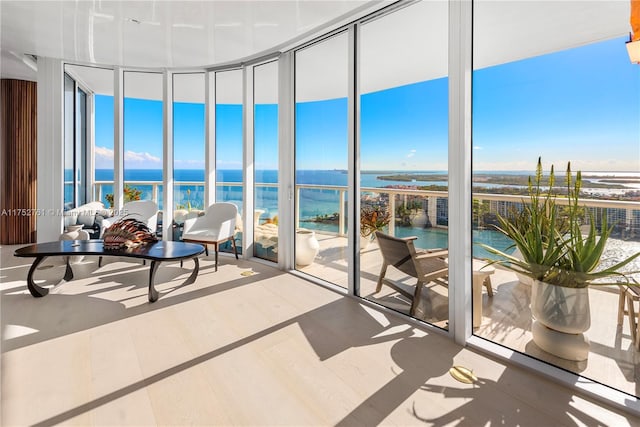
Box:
181, 202, 239, 271
374, 231, 449, 316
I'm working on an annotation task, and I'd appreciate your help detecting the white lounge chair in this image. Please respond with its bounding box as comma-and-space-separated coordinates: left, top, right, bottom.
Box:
181, 202, 239, 271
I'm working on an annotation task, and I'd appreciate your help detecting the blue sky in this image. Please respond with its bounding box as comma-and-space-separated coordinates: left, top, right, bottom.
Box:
473, 36, 640, 172
94, 35, 639, 173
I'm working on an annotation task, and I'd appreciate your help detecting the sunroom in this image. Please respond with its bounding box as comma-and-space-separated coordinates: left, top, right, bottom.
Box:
1, 0, 640, 424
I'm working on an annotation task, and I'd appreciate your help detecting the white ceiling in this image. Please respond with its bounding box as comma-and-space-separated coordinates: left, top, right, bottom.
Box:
1, 1, 633, 103
0, 0, 386, 81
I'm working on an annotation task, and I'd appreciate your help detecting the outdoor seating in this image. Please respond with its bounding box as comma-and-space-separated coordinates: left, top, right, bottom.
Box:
181, 202, 239, 271
374, 231, 449, 316
618, 283, 640, 350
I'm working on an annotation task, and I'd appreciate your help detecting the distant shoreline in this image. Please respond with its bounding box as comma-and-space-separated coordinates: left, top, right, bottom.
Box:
377, 173, 639, 190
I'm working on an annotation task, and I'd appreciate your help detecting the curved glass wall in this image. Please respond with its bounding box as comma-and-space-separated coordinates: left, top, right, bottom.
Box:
358, 1, 449, 327
173, 73, 205, 239
253, 61, 279, 262
473, 0, 640, 399
294, 32, 349, 286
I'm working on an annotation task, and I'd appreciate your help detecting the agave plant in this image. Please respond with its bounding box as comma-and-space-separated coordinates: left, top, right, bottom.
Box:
481, 158, 640, 288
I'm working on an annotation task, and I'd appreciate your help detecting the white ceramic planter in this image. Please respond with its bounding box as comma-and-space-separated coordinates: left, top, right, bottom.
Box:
530, 280, 591, 361
531, 280, 590, 334
295, 229, 319, 267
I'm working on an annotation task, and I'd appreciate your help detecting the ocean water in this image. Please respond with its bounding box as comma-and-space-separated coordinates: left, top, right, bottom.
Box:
93, 169, 450, 217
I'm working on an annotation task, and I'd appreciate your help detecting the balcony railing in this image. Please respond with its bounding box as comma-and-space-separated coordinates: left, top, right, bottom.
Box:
93, 180, 640, 241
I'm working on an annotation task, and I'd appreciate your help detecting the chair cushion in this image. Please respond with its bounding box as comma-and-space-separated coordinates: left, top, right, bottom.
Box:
182, 229, 222, 243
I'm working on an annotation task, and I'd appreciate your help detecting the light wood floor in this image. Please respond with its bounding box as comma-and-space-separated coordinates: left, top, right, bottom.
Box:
1, 244, 637, 426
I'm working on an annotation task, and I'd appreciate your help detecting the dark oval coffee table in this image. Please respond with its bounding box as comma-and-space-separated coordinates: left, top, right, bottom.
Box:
14, 240, 205, 302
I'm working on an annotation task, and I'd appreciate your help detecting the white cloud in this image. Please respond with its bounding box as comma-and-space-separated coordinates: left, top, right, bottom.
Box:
124, 150, 161, 167
407, 149, 416, 158
95, 146, 114, 159
473, 146, 483, 150
95, 146, 114, 169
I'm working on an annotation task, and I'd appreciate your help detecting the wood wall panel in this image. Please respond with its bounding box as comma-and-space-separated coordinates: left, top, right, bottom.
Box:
1, 79, 37, 244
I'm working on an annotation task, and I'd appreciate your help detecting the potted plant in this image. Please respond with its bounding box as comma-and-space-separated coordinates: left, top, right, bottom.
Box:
360, 204, 391, 249
105, 184, 142, 208
481, 158, 640, 361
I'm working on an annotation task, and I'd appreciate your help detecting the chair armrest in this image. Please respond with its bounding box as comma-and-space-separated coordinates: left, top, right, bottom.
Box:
415, 249, 448, 260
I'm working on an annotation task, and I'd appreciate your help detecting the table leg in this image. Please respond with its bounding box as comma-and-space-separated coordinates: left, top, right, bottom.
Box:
148, 260, 160, 302
184, 257, 200, 286
147, 257, 200, 303
26, 256, 74, 298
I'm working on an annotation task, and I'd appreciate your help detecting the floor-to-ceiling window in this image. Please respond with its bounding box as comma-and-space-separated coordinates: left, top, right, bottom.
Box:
173, 72, 205, 238
294, 32, 349, 286
253, 61, 279, 262
123, 71, 164, 208
76, 66, 116, 208
63, 68, 91, 210
358, 1, 449, 326
215, 69, 244, 253
76, 87, 87, 206
63, 73, 75, 210
473, 0, 640, 398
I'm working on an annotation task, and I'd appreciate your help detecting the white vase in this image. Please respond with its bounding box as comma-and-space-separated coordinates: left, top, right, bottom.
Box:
295, 229, 319, 267
531, 280, 590, 334
60, 224, 90, 263
410, 210, 428, 228
360, 235, 372, 250
530, 280, 591, 361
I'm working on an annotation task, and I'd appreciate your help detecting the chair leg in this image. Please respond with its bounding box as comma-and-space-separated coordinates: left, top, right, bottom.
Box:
376, 262, 388, 293
214, 242, 219, 272
231, 236, 239, 259
410, 281, 424, 316
205, 245, 209, 257
483, 276, 493, 297
627, 291, 638, 346
618, 285, 626, 325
